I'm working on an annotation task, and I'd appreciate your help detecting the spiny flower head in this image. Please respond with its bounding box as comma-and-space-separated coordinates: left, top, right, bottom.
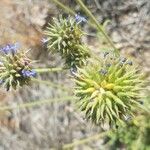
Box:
0, 43, 37, 91
74, 52, 144, 126
44, 15, 90, 68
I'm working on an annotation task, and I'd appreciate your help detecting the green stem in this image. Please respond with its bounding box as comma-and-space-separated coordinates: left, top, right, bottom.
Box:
75, 0, 119, 55
32, 78, 69, 91
50, 0, 75, 15
50, 0, 118, 55
34, 67, 64, 73
0, 96, 76, 111
62, 130, 110, 149
51, 0, 95, 28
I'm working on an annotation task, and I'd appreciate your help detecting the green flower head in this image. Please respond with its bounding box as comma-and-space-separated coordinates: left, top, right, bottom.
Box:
44, 15, 90, 68
0, 43, 36, 91
74, 52, 144, 126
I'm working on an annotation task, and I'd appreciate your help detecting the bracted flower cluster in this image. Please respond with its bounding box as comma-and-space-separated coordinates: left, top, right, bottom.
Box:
0, 43, 37, 91
44, 15, 90, 68
74, 52, 144, 126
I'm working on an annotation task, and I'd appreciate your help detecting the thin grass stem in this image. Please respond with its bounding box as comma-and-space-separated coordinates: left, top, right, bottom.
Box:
0, 96, 76, 112
50, 0, 75, 15
75, 0, 119, 55
32, 78, 69, 91
62, 130, 110, 149
34, 67, 65, 73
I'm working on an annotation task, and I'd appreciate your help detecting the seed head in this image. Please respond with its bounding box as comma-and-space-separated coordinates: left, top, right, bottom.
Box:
0, 43, 36, 91
44, 15, 90, 68
74, 54, 144, 126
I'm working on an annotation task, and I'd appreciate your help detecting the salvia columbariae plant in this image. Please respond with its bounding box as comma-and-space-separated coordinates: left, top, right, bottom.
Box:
0, 0, 148, 143
74, 52, 144, 126
44, 15, 90, 68
0, 43, 36, 91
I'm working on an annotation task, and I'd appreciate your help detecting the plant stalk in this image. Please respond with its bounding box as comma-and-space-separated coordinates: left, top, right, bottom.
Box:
32, 78, 69, 91
0, 96, 76, 111
75, 0, 119, 55
50, 0, 75, 15
34, 67, 64, 73
63, 130, 110, 149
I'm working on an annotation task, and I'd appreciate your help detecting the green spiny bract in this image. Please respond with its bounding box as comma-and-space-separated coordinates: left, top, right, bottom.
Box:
0, 49, 36, 91
74, 53, 144, 126
44, 16, 90, 68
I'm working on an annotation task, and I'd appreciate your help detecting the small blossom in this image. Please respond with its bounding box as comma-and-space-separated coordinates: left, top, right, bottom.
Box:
99, 69, 108, 75
10, 42, 20, 54
41, 38, 49, 44
29, 70, 37, 77
119, 62, 124, 67
127, 60, 133, 66
22, 69, 37, 78
120, 57, 127, 63
1, 43, 20, 54
70, 67, 77, 76
124, 115, 132, 122
75, 14, 87, 23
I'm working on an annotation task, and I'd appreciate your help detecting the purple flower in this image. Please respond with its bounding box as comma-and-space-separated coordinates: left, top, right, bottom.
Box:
0, 79, 4, 84
70, 67, 77, 76
99, 69, 107, 75
41, 38, 49, 44
119, 62, 124, 67
1, 43, 20, 54
75, 14, 87, 24
120, 57, 127, 63
22, 69, 37, 78
124, 115, 132, 122
126, 60, 133, 66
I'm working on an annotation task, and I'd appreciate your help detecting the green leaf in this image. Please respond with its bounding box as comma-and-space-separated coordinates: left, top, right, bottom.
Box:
106, 98, 119, 118
106, 91, 126, 107
96, 107, 101, 124
100, 102, 105, 119
85, 102, 93, 114
90, 90, 99, 99
106, 106, 113, 121
91, 98, 99, 115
